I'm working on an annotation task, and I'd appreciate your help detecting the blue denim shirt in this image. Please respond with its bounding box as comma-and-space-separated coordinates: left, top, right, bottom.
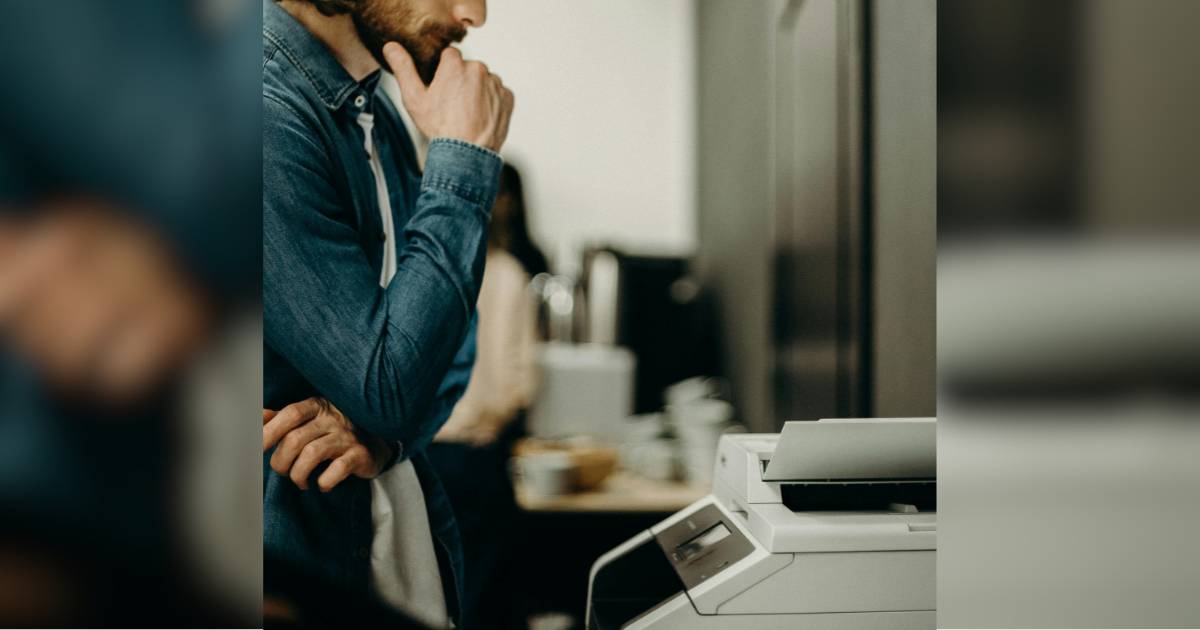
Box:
262, 0, 501, 618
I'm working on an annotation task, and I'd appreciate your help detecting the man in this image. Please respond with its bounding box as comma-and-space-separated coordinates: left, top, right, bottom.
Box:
261, 0, 513, 625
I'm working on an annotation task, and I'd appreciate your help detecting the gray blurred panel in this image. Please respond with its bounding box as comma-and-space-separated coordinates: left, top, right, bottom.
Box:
697, 0, 935, 430
871, 0, 936, 417
695, 0, 775, 432
770, 0, 846, 423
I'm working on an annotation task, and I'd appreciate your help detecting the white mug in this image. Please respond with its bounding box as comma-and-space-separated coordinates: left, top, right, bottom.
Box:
518, 452, 575, 496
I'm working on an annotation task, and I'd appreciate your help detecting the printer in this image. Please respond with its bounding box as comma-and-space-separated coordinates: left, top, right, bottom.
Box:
586, 418, 936, 629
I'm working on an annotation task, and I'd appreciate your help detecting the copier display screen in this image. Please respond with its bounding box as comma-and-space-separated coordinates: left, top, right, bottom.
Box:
675, 522, 731, 563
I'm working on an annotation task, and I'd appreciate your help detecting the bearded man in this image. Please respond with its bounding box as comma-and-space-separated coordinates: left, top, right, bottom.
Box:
261, 0, 512, 625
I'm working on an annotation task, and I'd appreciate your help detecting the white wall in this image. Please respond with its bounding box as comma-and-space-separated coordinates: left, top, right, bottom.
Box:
459, 0, 698, 274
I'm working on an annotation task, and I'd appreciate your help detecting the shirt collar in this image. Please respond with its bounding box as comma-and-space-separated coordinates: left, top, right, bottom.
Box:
263, 0, 381, 111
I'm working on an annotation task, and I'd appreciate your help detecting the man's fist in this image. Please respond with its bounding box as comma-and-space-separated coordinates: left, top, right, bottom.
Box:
384, 43, 514, 153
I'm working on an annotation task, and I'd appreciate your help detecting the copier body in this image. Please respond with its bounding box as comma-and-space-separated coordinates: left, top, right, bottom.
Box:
586, 418, 937, 629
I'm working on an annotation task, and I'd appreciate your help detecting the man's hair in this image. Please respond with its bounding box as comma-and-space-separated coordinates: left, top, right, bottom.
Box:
280, 0, 362, 17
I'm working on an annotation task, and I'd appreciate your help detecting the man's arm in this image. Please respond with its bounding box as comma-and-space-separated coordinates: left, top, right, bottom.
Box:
263, 94, 498, 452
263, 316, 476, 490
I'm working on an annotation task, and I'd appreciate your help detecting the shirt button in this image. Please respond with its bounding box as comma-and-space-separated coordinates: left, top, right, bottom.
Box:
379, 232, 387, 242
354, 94, 366, 108
357, 546, 370, 559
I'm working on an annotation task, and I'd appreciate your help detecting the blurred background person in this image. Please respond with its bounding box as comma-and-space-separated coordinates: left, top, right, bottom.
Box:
428, 163, 546, 629
488, 163, 551, 281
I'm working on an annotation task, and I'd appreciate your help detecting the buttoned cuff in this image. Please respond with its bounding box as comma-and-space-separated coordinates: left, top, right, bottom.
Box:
422, 138, 503, 209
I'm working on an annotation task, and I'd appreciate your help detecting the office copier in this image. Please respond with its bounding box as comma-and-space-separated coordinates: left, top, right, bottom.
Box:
586, 418, 936, 629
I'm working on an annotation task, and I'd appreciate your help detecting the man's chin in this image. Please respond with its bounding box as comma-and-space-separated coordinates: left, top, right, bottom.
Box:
410, 42, 443, 85
375, 43, 437, 85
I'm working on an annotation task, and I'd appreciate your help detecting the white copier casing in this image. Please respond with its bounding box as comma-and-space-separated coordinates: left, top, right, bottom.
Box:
585, 418, 936, 629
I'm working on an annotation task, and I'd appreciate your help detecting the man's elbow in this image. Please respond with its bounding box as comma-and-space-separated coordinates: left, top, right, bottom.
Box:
350, 401, 419, 445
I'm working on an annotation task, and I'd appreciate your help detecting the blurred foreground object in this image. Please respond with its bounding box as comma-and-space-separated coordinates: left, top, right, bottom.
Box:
939, 244, 1200, 627
0, 0, 262, 625
939, 0, 1200, 626
0, 204, 213, 405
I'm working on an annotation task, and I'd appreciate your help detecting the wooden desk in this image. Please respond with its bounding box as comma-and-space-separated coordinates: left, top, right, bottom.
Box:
515, 470, 707, 513
511, 471, 705, 622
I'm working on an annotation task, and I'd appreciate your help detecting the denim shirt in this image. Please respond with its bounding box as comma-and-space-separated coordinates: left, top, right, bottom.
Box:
262, 0, 501, 617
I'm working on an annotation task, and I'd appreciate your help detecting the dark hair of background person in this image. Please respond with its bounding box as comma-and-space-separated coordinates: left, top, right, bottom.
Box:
490, 163, 550, 278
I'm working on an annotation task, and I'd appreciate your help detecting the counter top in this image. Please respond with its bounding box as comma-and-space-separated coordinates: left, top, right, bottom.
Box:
515, 470, 708, 513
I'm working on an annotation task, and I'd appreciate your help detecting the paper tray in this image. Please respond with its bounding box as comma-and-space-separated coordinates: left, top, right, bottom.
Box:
761, 418, 936, 481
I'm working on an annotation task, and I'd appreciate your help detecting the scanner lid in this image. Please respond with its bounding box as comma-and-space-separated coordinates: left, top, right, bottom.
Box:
761, 418, 935, 482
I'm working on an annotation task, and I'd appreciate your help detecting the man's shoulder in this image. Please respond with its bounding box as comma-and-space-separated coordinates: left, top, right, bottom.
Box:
261, 0, 310, 96
261, 10, 330, 129
262, 42, 328, 153
263, 35, 310, 111
261, 56, 331, 191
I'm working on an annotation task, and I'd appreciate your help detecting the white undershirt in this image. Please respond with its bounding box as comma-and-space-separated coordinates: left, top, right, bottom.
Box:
356, 110, 450, 629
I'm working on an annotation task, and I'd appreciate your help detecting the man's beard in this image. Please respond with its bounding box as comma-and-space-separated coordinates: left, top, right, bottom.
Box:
352, 0, 466, 85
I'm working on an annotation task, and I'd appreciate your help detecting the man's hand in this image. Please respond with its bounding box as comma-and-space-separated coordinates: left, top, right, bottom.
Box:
263, 397, 393, 492
0, 202, 212, 405
384, 43, 514, 153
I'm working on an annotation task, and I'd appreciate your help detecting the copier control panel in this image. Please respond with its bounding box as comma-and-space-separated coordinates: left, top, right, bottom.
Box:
653, 503, 754, 589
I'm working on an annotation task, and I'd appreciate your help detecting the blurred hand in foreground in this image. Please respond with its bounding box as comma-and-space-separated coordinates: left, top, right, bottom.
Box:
0, 202, 213, 406
263, 397, 394, 491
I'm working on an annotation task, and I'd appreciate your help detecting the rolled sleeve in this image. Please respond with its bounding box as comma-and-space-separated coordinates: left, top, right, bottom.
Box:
421, 138, 503, 208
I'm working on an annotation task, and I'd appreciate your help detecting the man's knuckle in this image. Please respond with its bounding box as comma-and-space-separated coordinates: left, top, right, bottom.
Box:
273, 409, 294, 427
